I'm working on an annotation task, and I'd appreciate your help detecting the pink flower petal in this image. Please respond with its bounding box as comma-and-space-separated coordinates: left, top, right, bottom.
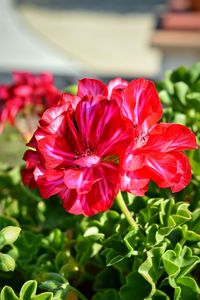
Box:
107, 77, 128, 99
122, 150, 192, 194
123, 78, 163, 130
21, 168, 37, 189
23, 149, 40, 169
74, 154, 100, 168
75, 99, 132, 158
64, 167, 101, 194
170, 152, 192, 193
37, 135, 75, 168
35, 167, 65, 198
137, 123, 198, 153
60, 93, 81, 109
40, 102, 71, 126
60, 162, 120, 216
121, 171, 150, 196
78, 78, 108, 100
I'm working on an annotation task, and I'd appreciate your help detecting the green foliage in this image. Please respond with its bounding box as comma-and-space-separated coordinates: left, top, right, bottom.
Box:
0, 281, 53, 300
0, 64, 200, 299
0, 225, 21, 272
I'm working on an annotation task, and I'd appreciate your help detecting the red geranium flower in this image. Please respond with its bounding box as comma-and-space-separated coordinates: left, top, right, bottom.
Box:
0, 71, 60, 133
119, 78, 198, 195
12, 71, 60, 109
22, 79, 132, 216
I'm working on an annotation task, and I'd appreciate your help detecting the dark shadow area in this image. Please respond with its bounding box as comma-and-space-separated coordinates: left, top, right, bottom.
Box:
16, 0, 168, 14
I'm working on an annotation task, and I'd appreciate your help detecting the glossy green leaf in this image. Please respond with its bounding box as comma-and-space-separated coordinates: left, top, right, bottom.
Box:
123, 229, 138, 254
102, 234, 129, 266
0, 253, 15, 272
159, 90, 171, 105
152, 290, 170, 300
162, 244, 200, 280
0, 226, 21, 247
0, 286, 18, 300
188, 62, 200, 83
188, 148, 200, 176
119, 271, 151, 300
138, 244, 167, 297
19, 280, 37, 300
163, 70, 174, 95
176, 276, 200, 300
32, 292, 53, 300
174, 81, 189, 106
171, 65, 187, 82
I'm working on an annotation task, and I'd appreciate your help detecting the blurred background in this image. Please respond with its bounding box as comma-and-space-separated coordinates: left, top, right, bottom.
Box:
1, 0, 200, 85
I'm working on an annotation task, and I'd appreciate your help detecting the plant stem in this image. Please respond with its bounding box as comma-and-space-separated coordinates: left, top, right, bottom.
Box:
116, 191, 138, 229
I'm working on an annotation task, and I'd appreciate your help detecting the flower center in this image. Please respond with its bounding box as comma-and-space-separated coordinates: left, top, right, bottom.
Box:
74, 148, 100, 168
134, 128, 148, 149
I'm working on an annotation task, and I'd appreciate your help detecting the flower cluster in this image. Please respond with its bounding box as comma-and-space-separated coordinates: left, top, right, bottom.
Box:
22, 78, 197, 216
0, 71, 60, 134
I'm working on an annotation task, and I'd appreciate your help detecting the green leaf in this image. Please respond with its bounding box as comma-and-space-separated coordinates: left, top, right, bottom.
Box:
42, 228, 65, 253
62, 84, 78, 95
32, 293, 53, 300
146, 224, 159, 245
159, 90, 171, 105
189, 209, 200, 233
181, 224, 200, 242
94, 267, 120, 291
15, 231, 43, 265
171, 65, 187, 82
188, 148, 200, 176
176, 276, 200, 299
76, 235, 103, 266
188, 62, 200, 83
92, 289, 120, 300
173, 112, 187, 125
186, 93, 200, 111
102, 234, 129, 266
119, 271, 151, 300
39, 272, 67, 284
138, 244, 167, 297
0, 253, 15, 272
152, 290, 170, 300
168, 203, 191, 226
19, 280, 37, 300
155, 227, 174, 244
39, 280, 62, 291
9, 167, 21, 185
163, 70, 174, 95
124, 229, 138, 254
0, 216, 19, 229
0, 286, 18, 300
162, 244, 200, 282
0, 226, 21, 247
174, 82, 189, 105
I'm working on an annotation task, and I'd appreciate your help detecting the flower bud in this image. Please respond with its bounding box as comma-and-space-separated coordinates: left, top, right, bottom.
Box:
0, 226, 21, 247
0, 253, 15, 272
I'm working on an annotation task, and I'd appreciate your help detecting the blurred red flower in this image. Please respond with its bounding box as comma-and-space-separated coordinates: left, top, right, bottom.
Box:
0, 71, 60, 133
22, 79, 132, 216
